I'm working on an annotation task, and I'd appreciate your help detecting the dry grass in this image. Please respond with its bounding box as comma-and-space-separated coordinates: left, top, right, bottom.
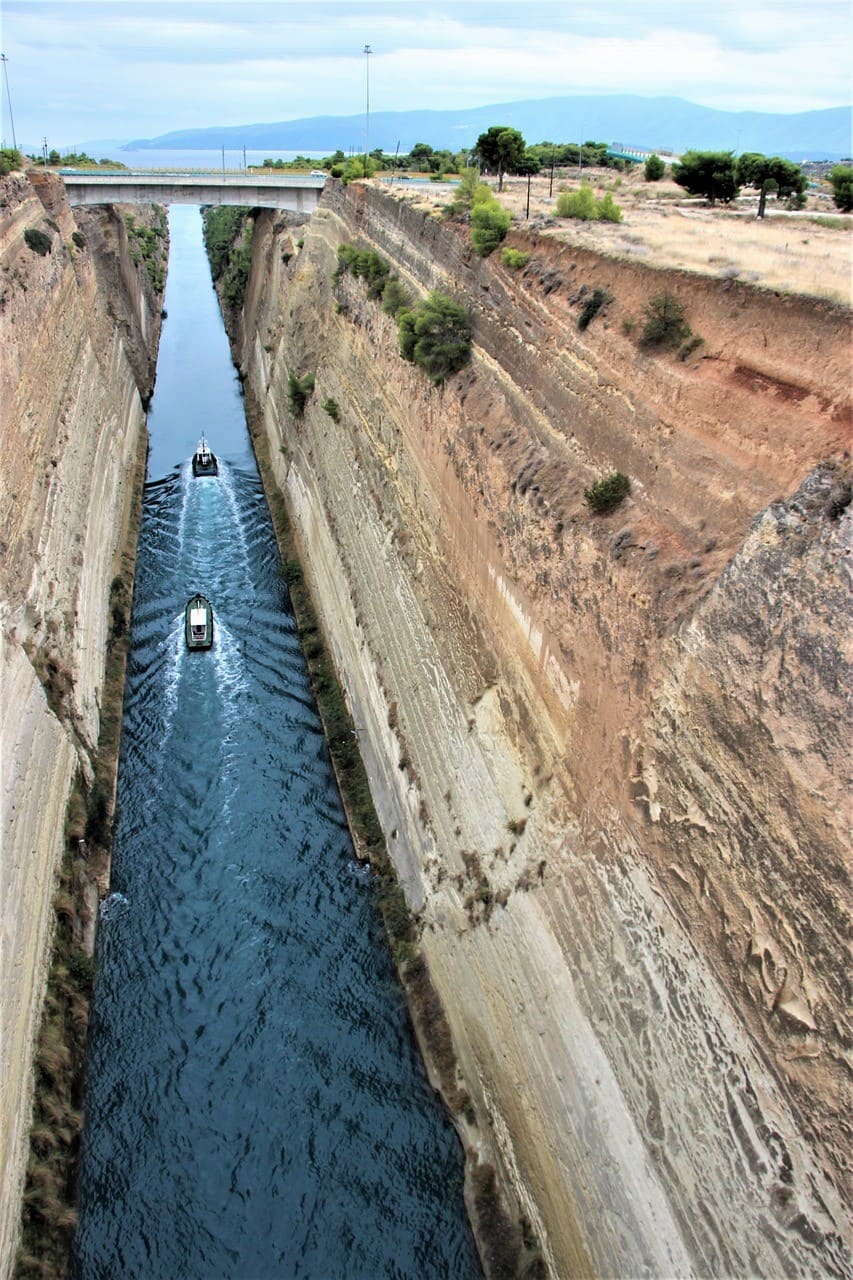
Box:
381, 166, 852, 306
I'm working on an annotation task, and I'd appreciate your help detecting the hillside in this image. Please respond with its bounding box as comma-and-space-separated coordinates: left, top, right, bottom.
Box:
125, 93, 852, 159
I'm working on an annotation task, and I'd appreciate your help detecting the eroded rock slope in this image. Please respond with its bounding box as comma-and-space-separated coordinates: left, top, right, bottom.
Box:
236, 182, 850, 1277
0, 171, 163, 1275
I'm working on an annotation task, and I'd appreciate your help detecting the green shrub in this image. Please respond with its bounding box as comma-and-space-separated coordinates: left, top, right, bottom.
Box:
287, 370, 315, 416
202, 205, 251, 279
644, 154, 666, 181
381, 276, 410, 316
828, 165, 853, 212
584, 472, 631, 513
24, 227, 52, 256
640, 292, 690, 348
0, 147, 24, 176
471, 198, 511, 256
71, 230, 85, 249
577, 288, 610, 331
501, 247, 530, 269
397, 291, 472, 383
322, 397, 340, 421
597, 191, 623, 223
397, 308, 417, 362
556, 184, 623, 222
555, 184, 598, 220
447, 166, 493, 214
329, 164, 344, 178
334, 243, 392, 298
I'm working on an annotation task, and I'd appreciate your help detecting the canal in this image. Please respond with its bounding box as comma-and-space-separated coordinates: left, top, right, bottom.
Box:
73, 205, 479, 1279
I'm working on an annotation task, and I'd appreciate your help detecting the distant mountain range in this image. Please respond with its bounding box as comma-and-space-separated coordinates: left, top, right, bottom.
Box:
125, 94, 852, 160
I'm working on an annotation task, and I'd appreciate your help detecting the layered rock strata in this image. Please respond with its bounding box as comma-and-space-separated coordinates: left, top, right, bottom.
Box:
0, 171, 162, 1275
235, 182, 851, 1277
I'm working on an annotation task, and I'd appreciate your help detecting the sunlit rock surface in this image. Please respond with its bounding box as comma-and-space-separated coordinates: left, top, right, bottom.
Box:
0, 171, 161, 1275
234, 182, 850, 1276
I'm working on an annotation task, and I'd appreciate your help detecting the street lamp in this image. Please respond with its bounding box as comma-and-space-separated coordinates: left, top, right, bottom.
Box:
363, 44, 371, 161
1, 53, 18, 151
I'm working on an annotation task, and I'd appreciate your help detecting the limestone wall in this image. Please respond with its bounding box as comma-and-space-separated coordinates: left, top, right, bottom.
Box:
0, 171, 161, 1276
237, 185, 850, 1276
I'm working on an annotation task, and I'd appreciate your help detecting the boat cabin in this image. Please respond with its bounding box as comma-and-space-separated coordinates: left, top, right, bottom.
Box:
185, 594, 214, 650
192, 436, 218, 476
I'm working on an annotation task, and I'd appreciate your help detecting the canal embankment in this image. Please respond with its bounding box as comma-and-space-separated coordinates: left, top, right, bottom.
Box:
1, 169, 166, 1279
225, 179, 851, 1277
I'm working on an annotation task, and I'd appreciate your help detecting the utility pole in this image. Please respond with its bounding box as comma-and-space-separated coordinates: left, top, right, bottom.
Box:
549, 144, 555, 198
42, 136, 48, 166
1, 54, 18, 151
221, 145, 225, 174
363, 44, 371, 161
526, 171, 531, 219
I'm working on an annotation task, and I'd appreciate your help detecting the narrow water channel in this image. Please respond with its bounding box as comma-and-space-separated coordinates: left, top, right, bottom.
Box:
74, 205, 479, 1279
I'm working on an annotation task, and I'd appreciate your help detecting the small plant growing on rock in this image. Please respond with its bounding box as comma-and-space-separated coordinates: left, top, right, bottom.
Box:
24, 227, 52, 256
577, 288, 611, 331
287, 370, 315, 417
322, 397, 340, 422
501, 247, 530, 269
640, 292, 691, 349
71, 230, 85, 249
585, 471, 631, 514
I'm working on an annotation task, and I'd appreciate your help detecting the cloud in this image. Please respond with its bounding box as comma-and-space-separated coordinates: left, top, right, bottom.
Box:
3, 0, 850, 147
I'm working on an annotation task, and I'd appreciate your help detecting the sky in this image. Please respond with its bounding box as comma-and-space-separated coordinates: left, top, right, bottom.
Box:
2, 0, 852, 151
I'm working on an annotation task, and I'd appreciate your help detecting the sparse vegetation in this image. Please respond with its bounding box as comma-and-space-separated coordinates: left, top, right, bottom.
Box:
71, 230, 85, 249
24, 227, 52, 256
584, 471, 631, 514
201, 206, 252, 309
123, 208, 168, 293
322, 397, 340, 421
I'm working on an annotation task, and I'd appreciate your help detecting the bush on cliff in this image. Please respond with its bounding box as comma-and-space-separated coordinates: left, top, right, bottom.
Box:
1, 146, 24, 175
397, 291, 472, 383
470, 197, 512, 256
287, 370, 315, 417
24, 227, 53, 256
640, 292, 691, 349
584, 471, 631, 514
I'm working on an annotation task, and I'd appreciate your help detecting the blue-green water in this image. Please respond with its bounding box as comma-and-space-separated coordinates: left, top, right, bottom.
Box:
73, 205, 479, 1279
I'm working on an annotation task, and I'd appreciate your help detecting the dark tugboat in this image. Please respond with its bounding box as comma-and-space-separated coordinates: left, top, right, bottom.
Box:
191, 435, 218, 476
185, 595, 214, 650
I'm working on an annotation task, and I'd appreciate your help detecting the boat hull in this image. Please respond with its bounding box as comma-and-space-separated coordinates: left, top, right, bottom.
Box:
192, 454, 218, 476
185, 595, 214, 650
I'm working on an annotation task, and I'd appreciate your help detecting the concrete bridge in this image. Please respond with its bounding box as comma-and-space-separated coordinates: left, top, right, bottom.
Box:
607, 143, 681, 165
60, 170, 325, 212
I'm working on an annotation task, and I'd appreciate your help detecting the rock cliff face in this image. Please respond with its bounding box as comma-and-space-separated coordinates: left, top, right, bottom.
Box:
0, 171, 162, 1275
235, 183, 850, 1276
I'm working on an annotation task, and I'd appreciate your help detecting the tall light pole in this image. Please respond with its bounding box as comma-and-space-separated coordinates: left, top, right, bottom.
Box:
363, 44, 371, 161
1, 54, 18, 151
